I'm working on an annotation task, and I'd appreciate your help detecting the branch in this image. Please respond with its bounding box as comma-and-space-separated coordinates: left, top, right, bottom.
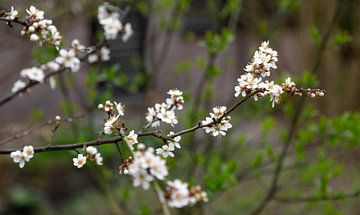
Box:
274, 191, 360, 203
0, 40, 106, 107
0, 17, 29, 27
0, 114, 84, 146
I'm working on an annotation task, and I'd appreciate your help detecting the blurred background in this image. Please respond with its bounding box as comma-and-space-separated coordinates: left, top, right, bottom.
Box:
0, 0, 359, 214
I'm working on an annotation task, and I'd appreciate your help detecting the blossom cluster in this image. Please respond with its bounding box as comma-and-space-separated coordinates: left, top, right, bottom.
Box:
11, 39, 83, 93
97, 3, 133, 41
73, 146, 103, 168
123, 144, 169, 190
156, 132, 181, 158
234, 41, 325, 107
145, 89, 184, 127
202, 106, 232, 137
20, 6, 62, 47
10, 145, 34, 168
98, 100, 125, 134
163, 179, 208, 208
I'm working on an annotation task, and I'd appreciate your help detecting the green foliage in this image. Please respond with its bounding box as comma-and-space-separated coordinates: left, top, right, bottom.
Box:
310, 25, 321, 45
332, 31, 352, 46
203, 29, 235, 54
32, 44, 59, 64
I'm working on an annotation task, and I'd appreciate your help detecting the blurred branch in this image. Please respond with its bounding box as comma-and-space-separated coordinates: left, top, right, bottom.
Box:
0, 40, 106, 108
249, 1, 343, 214
274, 191, 360, 203
0, 114, 84, 146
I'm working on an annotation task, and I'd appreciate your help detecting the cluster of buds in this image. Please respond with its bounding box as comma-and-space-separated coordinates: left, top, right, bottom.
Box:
73, 146, 103, 168
98, 100, 125, 134
234, 41, 325, 107
202, 106, 232, 137
20, 6, 62, 47
156, 132, 181, 158
97, 3, 133, 41
282, 78, 325, 97
145, 89, 184, 128
163, 179, 208, 208
119, 156, 134, 175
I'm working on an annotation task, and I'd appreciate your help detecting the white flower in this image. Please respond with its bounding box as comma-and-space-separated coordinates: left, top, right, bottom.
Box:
103, 115, 119, 134
73, 154, 87, 168
157, 104, 178, 126
71, 39, 85, 51
11, 80, 26, 93
132, 168, 153, 190
166, 180, 191, 208
202, 106, 232, 137
122, 23, 133, 42
234, 73, 262, 97
56, 49, 80, 72
166, 89, 184, 110
4, 7, 19, 20
88, 54, 98, 63
145, 107, 159, 126
26, 5, 44, 21
47, 61, 60, 71
114, 101, 125, 116
97, 3, 120, 22
23, 145, 34, 160
95, 153, 103, 165
10, 150, 26, 168
156, 144, 175, 158
124, 130, 138, 146
100, 47, 110, 61
149, 157, 168, 180
102, 18, 122, 40
265, 81, 284, 108
20, 67, 45, 83
86, 146, 98, 155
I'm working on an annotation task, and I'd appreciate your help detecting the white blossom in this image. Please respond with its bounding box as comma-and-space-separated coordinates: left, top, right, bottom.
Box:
124, 130, 138, 147
73, 154, 87, 168
166, 180, 191, 208
100, 47, 110, 61
86, 146, 98, 155
26, 5, 44, 21
234, 73, 262, 98
10, 150, 26, 168
122, 23, 133, 42
10, 145, 35, 168
132, 168, 153, 190
95, 153, 103, 165
11, 80, 26, 93
20, 67, 45, 83
56, 49, 81, 72
202, 106, 232, 137
4, 6, 19, 20
103, 115, 119, 134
